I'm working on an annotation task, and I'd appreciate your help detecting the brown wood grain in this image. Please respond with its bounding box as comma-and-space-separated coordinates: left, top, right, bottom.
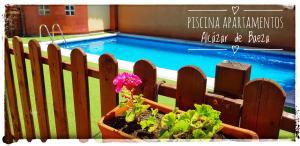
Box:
6, 43, 296, 135
4, 37, 22, 141
133, 60, 157, 101
70, 48, 91, 139
157, 83, 176, 98
28, 40, 50, 142
47, 43, 69, 139
240, 80, 261, 132
280, 111, 295, 133
4, 97, 14, 144
214, 62, 251, 99
205, 93, 242, 126
12, 36, 35, 141
241, 79, 286, 138
8, 48, 100, 78
159, 82, 243, 126
99, 54, 118, 115
176, 66, 207, 111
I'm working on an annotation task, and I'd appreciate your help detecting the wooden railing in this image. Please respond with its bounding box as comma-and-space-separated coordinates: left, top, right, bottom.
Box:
3, 36, 295, 143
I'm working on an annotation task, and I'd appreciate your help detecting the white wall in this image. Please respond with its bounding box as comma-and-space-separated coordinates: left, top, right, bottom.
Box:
88, 5, 110, 32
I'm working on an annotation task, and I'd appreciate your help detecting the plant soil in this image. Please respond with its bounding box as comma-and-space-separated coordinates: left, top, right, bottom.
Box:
103, 109, 232, 139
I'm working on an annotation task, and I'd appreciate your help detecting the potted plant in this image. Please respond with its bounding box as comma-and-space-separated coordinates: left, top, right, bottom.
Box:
98, 72, 258, 140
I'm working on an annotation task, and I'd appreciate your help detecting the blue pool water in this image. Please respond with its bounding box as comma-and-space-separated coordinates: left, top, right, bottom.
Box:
59, 34, 295, 107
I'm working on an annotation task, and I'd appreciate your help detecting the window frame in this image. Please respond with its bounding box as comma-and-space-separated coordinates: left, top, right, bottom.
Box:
65, 5, 75, 16
38, 5, 50, 16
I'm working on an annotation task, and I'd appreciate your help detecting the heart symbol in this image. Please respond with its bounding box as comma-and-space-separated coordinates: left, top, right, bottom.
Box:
231, 45, 240, 55
232, 6, 239, 15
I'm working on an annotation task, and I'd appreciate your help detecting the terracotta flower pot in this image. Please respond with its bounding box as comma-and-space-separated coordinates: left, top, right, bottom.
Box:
98, 98, 258, 140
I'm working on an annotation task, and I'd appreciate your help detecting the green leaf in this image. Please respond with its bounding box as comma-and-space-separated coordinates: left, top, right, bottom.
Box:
172, 107, 179, 113
140, 120, 147, 130
119, 101, 127, 107
161, 112, 176, 128
120, 87, 132, 99
125, 111, 135, 122
192, 129, 206, 139
159, 104, 222, 139
171, 120, 190, 133
141, 104, 150, 112
193, 121, 204, 129
191, 112, 199, 123
159, 130, 171, 139
151, 108, 158, 116
148, 124, 158, 133
193, 104, 222, 138
139, 113, 158, 133
134, 95, 144, 104
178, 110, 191, 121
131, 101, 149, 117
147, 116, 157, 125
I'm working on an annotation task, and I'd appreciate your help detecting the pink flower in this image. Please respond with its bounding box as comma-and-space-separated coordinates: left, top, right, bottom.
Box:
113, 72, 142, 93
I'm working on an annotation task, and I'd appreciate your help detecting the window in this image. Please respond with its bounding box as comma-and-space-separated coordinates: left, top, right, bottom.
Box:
38, 5, 49, 16
65, 5, 75, 16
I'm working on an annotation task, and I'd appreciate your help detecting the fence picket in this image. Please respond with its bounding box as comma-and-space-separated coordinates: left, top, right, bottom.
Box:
176, 66, 207, 111
133, 60, 157, 101
71, 48, 91, 139
28, 40, 50, 141
241, 79, 286, 138
3, 97, 14, 144
12, 36, 35, 141
99, 54, 118, 115
47, 44, 69, 138
4, 37, 22, 140
4, 36, 296, 141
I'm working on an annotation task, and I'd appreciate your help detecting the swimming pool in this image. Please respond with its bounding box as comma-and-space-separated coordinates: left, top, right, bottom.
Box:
59, 33, 295, 107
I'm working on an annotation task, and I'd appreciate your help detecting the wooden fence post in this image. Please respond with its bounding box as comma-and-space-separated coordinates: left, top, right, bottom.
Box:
71, 48, 91, 139
4, 37, 22, 141
99, 54, 118, 115
133, 60, 157, 101
28, 40, 50, 142
241, 79, 286, 138
12, 36, 35, 141
214, 61, 251, 98
176, 66, 207, 111
48, 44, 69, 138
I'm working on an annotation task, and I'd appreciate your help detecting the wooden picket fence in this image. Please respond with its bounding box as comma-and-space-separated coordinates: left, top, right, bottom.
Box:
3, 36, 296, 143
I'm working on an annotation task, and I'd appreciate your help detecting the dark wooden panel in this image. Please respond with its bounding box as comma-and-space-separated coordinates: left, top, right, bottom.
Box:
214, 62, 251, 99
4, 37, 22, 141
12, 36, 35, 141
47, 43, 69, 139
205, 93, 242, 126
176, 66, 207, 111
99, 54, 118, 115
70, 48, 91, 139
133, 60, 157, 101
280, 111, 295, 133
241, 79, 286, 138
28, 40, 50, 142
158, 83, 176, 98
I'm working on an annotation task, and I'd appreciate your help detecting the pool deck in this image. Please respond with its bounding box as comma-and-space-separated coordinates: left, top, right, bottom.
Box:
39, 33, 215, 90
